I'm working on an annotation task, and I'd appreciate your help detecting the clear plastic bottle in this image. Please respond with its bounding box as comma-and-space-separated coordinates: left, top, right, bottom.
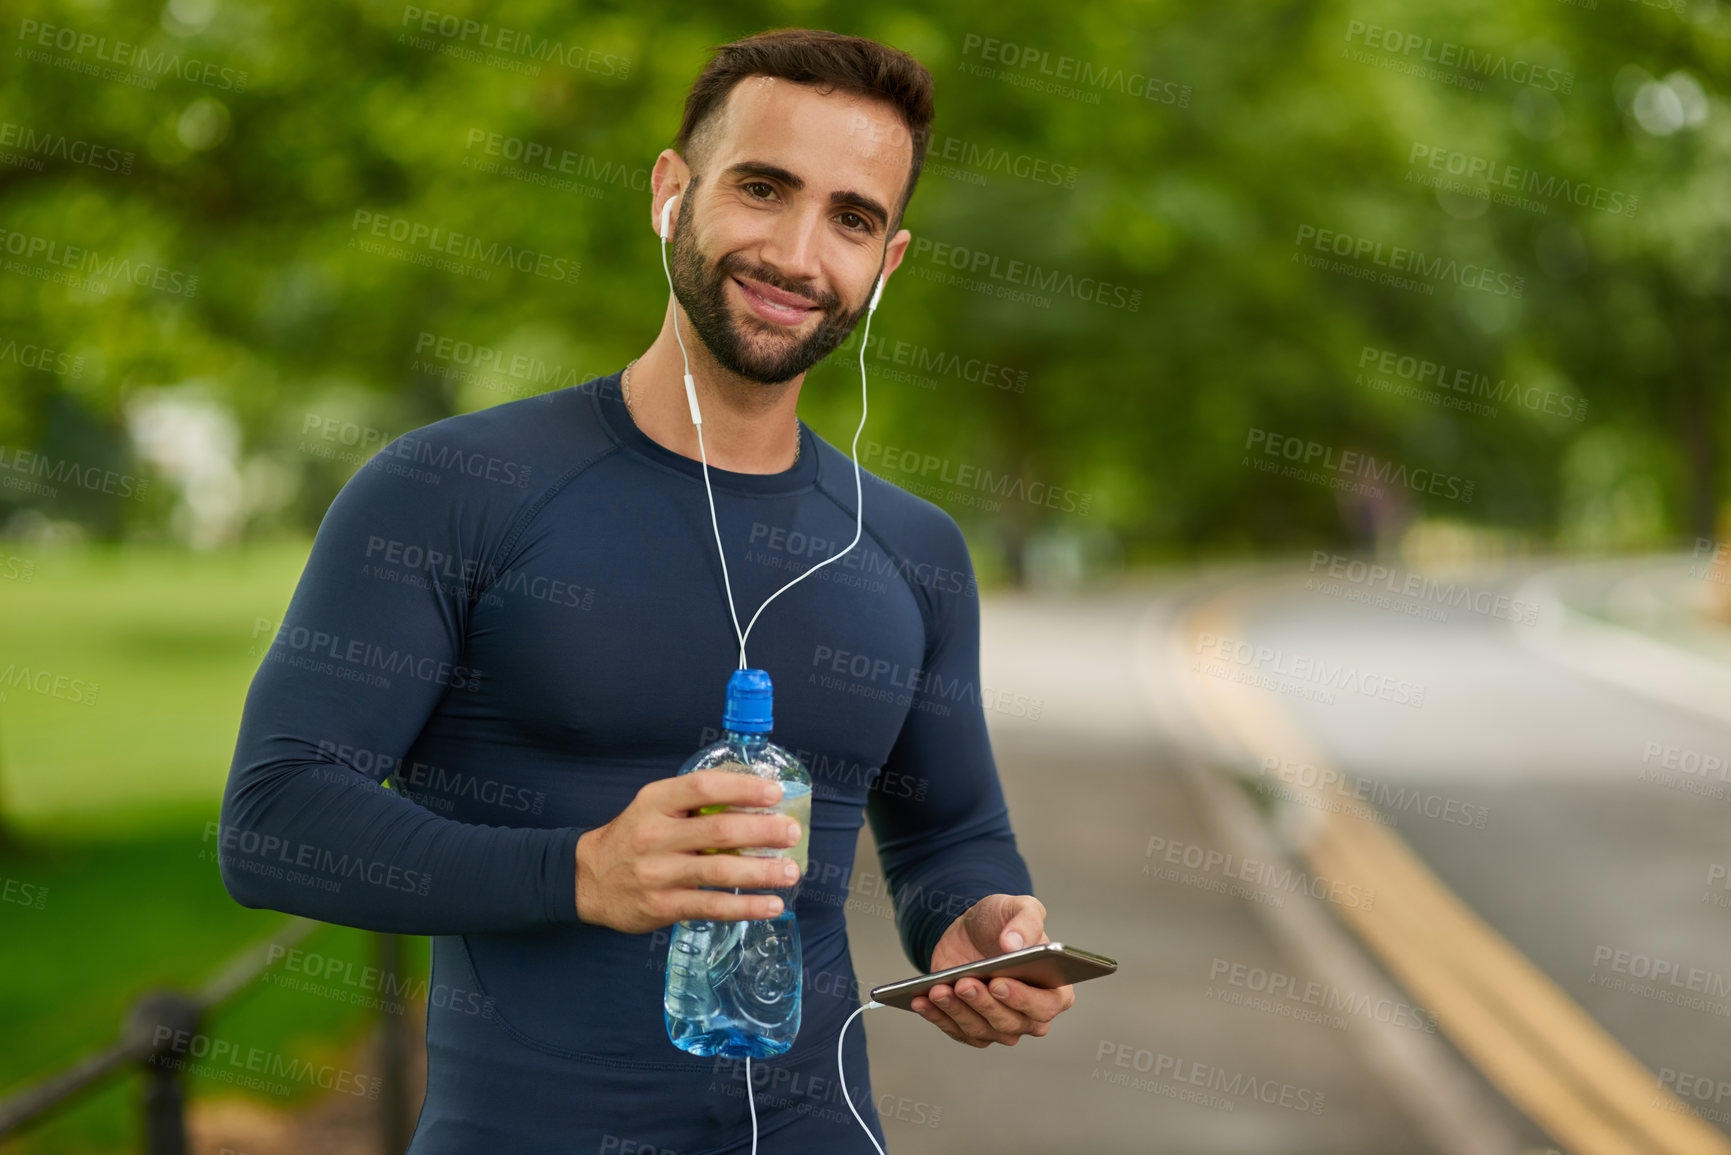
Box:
664, 668, 812, 1058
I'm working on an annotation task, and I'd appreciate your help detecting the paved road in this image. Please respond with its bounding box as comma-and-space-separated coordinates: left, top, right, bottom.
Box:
845, 578, 1491, 1155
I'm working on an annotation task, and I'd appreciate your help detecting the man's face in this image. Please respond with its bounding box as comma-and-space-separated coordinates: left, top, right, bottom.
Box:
666, 76, 913, 385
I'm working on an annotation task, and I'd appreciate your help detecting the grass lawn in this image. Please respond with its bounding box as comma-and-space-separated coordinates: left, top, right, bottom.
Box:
1, 540, 430, 1153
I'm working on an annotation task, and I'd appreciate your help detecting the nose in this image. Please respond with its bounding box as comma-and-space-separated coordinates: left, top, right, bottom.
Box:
756, 206, 825, 290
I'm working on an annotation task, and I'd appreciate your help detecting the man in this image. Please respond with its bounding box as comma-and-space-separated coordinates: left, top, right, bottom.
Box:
220, 28, 1073, 1153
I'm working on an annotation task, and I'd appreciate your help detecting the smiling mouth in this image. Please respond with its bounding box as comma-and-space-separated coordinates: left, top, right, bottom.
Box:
734, 277, 818, 318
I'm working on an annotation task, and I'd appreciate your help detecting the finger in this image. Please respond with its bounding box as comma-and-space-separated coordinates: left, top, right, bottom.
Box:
985, 977, 1073, 1022
665, 886, 785, 923
932, 981, 1019, 1044
656, 769, 783, 815
665, 810, 801, 854
998, 895, 1049, 953
910, 996, 972, 1045
649, 849, 802, 893
953, 977, 1033, 1036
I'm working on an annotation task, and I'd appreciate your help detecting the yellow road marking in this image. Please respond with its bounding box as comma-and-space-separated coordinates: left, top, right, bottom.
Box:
1166, 580, 1731, 1155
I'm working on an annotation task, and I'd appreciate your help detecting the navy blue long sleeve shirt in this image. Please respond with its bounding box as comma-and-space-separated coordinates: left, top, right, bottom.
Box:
218, 370, 1034, 1151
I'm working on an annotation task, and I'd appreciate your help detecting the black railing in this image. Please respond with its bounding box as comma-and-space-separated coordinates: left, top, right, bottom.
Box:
0, 918, 412, 1154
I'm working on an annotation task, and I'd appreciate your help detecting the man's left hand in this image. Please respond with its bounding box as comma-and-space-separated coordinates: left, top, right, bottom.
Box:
910, 893, 1075, 1047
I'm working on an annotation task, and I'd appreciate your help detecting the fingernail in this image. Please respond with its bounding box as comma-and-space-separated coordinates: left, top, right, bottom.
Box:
785, 822, 801, 844
992, 981, 1009, 998
1005, 931, 1025, 950
961, 984, 978, 1000
782, 861, 799, 881
935, 995, 951, 1006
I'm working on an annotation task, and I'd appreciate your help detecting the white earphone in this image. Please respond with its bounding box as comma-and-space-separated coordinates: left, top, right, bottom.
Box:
653, 188, 882, 671
657, 184, 891, 1155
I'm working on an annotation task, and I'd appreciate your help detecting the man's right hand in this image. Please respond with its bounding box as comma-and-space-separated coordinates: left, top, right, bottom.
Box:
573, 769, 803, 933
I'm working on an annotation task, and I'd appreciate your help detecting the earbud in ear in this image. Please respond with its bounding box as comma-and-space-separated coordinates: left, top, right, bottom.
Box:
868, 275, 884, 312
660, 194, 679, 242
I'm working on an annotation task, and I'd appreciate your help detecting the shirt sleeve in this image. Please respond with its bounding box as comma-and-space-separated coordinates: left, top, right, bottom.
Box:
218, 435, 585, 935
865, 519, 1034, 973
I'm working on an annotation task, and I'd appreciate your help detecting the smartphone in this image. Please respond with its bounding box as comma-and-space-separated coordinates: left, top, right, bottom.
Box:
869, 942, 1117, 1011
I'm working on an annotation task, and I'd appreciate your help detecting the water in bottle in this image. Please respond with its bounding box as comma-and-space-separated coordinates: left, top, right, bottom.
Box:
664, 669, 812, 1058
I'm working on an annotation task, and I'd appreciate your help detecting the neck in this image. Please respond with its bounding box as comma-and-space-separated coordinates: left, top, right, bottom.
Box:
628, 298, 805, 474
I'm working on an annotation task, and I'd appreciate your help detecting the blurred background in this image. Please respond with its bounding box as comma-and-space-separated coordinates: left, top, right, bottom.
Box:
2, 0, 1729, 1152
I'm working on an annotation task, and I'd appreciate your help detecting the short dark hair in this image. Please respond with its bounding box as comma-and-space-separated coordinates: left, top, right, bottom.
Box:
675, 28, 935, 231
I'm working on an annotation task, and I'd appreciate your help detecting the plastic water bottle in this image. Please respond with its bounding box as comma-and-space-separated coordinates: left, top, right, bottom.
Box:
664, 668, 812, 1058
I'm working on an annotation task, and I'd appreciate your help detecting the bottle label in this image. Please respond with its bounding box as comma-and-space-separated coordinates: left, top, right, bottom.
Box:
696, 762, 811, 873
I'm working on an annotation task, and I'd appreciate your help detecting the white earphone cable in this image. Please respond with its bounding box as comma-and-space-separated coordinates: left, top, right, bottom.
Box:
658, 194, 876, 671
659, 194, 886, 1153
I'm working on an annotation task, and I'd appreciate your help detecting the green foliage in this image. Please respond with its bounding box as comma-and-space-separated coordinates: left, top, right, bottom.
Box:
1, 0, 1727, 563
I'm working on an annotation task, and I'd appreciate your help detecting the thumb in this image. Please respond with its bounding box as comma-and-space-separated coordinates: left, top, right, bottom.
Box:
998, 895, 1047, 952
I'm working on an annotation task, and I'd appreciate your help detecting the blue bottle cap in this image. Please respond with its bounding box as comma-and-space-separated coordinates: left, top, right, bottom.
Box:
724, 668, 774, 733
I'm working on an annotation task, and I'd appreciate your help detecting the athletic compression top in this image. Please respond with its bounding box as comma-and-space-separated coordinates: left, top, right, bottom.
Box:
219, 369, 1035, 1153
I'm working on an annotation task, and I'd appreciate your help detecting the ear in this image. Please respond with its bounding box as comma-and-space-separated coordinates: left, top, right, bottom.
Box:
650, 149, 689, 241
875, 227, 913, 297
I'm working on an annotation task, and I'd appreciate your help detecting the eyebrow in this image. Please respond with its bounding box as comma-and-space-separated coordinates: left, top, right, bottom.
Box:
721, 161, 891, 231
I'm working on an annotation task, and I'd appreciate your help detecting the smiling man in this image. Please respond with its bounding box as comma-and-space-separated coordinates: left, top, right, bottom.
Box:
221, 28, 1071, 1154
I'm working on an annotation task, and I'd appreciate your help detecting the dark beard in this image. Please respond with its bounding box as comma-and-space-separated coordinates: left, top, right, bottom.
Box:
668, 195, 872, 385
